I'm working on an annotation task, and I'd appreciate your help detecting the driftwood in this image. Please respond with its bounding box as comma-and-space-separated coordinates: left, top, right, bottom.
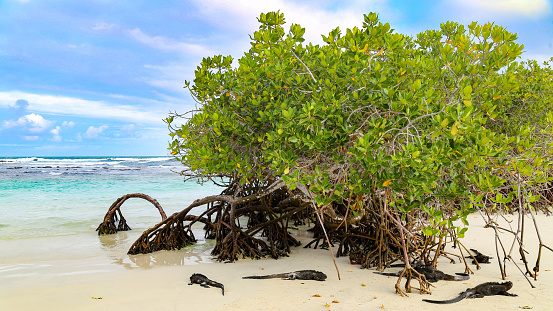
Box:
96, 193, 167, 235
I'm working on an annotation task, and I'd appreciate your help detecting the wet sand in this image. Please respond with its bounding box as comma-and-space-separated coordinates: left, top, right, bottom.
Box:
1, 213, 552, 311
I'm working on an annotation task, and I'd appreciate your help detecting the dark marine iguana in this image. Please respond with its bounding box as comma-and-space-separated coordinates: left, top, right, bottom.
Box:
374, 261, 469, 282
243, 270, 327, 281
189, 273, 225, 296
466, 248, 493, 264
423, 281, 517, 304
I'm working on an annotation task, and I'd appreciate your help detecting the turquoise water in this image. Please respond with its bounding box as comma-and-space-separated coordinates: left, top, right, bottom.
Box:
0, 157, 222, 271
0, 156, 221, 240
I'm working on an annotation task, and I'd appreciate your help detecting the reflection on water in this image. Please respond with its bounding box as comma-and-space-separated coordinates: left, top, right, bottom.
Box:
126, 247, 214, 269
98, 231, 131, 250
0, 229, 216, 285
98, 229, 215, 269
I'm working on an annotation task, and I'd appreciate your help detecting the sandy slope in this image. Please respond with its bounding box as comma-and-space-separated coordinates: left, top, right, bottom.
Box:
1, 213, 552, 311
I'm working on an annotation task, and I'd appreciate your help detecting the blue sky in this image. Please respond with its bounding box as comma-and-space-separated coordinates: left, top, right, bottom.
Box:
1, 0, 552, 156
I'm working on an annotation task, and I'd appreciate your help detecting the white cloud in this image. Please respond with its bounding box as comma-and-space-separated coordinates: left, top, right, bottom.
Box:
83, 125, 108, 139
23, 136, 39, 141
140, 63, 194, 93
0, 91, 165, 124
121, 124, 136, 132
62, 121, 75, 128
25, 114, 53, 133
521, 53, 553, 63
139, 78, 186, 92
190, 0, 390, 45
128, 28, 215, 56
449, 0, 551, 19
2, 113, 54, 134
50, 126, 62, 142
115, 123, 140, 138
91, 22, 117, 31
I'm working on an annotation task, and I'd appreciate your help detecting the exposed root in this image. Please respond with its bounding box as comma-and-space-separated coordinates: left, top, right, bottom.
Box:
96, 193, 167, 235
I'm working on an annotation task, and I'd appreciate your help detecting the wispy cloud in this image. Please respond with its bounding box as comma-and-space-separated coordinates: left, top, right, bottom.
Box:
521, 53, 553, 63
91, 21, 117, 31
0, 91, 166, 124
128, 28, 214, 56
83, 125, 108, 139
62, 121, 75, 128
191, 0, 391, 45
140, 63, 194, 92
115, 124, 140, 138
451, 0, 552, 18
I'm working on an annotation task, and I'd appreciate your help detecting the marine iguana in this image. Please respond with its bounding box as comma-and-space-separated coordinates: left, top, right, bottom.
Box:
374, 262, 469, 282
189, 273, 225, 296
243, 270, 327, 281
466, 248, 493, 264
423, 281, 516, 304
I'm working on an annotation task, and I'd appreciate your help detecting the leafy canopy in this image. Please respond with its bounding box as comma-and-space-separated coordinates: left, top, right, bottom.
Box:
168, 11, 553, 237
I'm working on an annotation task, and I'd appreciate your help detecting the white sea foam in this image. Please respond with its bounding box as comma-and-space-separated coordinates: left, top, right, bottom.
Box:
110, 157, 173, 163
1, 157, 38, 163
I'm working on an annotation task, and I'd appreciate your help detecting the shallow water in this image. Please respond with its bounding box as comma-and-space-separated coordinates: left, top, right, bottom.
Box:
0, 156, 221, 239
0, 156, 221, 282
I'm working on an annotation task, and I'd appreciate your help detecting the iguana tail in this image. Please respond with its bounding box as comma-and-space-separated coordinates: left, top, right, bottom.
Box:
208, 281, 224, 296
243, 274, 287, 279
442, 273, 470, 281
423, 290, 471, 304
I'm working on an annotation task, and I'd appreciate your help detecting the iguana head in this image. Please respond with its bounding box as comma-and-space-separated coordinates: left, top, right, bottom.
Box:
314, 272, 327, 281
502, 281, 513, 290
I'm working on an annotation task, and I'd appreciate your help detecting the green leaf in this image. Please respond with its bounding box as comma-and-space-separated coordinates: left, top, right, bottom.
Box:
463, 85, 472, 96
413, 79, 422, 91
451, 123, 458, 136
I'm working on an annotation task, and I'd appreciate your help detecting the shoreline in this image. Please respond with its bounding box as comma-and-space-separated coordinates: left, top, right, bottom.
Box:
1, 213, 552, 310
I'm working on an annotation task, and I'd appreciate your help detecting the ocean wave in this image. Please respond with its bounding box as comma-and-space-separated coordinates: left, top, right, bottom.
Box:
1, 156, 173, 164
0, 157, 38, 163
0, 156, 180, 179
110, 157, 174, 163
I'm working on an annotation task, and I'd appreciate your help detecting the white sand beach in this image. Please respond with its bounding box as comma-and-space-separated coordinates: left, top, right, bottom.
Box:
1, 213, 552, 311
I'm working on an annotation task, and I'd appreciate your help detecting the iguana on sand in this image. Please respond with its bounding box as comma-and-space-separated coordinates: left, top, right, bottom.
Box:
189, 273, 225, 296
243, 270, 327, 281
467, 248, 493, 264
423, 281, 517, 304
374, 261, 469, 282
